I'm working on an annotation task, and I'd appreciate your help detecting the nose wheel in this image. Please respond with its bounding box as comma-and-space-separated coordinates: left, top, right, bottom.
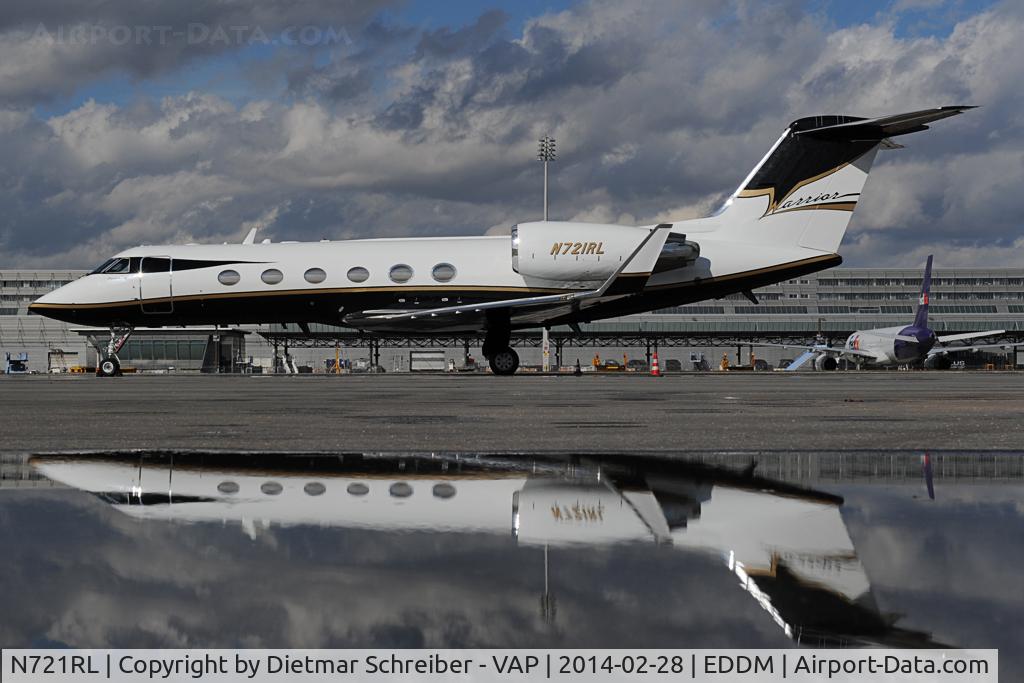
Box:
98, 356, 121, 377
96, 325, 133, 377
488, 348, 520, 376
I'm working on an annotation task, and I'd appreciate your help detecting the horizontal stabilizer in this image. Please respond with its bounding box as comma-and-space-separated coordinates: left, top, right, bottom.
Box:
794, 106, 975, 141
937, 329, 1004, 344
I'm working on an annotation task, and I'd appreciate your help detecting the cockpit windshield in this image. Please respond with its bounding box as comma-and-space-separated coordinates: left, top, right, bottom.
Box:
90, 257, 137, 275
90, 259, 116, 274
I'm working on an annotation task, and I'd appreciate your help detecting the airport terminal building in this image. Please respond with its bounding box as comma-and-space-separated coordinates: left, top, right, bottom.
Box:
4, 266, 1024, 373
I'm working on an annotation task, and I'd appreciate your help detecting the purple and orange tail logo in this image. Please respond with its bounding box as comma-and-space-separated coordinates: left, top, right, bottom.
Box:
920, 293, 929, 305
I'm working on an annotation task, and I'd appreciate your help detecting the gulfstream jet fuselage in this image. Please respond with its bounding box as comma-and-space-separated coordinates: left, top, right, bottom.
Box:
29, 107, 972, 375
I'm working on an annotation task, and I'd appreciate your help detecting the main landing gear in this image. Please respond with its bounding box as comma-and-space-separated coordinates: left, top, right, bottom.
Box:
97, 325, 133, 377
483, 310, 519, 376
488, 348, 520, 376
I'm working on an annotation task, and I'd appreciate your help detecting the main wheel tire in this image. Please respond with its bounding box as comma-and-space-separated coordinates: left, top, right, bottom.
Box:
98, 356, 120, 377
489, 348, 520, 376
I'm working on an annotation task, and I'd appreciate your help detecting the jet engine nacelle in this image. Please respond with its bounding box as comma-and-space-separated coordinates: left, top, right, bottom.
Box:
513, 479, 655, 546
815, 355, 839, 371
512, 221, 678, 282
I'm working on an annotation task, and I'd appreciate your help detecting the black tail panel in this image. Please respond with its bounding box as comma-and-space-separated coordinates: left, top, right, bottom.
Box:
742, 133, 877, 211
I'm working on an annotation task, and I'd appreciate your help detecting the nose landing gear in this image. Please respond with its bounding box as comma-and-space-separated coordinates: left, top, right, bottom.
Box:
98, 356, 121, 377
97, 325, 133, 377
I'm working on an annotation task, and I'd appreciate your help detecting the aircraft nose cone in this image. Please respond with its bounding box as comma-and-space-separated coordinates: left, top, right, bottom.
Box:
27, 282, 82, 322
28, 291, 55, 313
29, 287, 66, 309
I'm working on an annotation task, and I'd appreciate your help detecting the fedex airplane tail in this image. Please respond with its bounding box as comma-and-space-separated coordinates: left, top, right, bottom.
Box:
694, 107, 973, 255
914, 254, 933, 328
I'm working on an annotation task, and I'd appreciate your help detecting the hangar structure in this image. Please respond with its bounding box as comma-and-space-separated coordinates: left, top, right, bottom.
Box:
3, 266, 1024, 372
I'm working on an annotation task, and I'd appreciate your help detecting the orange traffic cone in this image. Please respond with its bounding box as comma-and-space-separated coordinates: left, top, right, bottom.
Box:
650, 351, 661, 377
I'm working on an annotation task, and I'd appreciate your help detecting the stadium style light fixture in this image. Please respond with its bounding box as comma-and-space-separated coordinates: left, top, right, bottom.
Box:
538, 135, 556, 221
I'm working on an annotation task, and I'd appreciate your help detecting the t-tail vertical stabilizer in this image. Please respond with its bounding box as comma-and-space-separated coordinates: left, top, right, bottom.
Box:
914, 254, 933, 328
687, 107, 973, 257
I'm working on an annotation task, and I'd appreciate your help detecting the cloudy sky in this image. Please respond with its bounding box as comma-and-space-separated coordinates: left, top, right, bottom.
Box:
0, 0, 1020, 269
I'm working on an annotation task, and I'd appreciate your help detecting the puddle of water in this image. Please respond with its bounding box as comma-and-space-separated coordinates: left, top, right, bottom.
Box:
1, 451, 1022, 668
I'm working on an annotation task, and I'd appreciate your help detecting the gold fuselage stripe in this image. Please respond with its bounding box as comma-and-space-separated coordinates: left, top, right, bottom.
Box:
770, 201, 857, 215
26, 258, 835, 310
29, 274, 656, 310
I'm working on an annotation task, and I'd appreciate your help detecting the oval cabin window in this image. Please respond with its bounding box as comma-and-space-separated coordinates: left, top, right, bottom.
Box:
389, 482, 413, 498
304, 268, 327, 284
304, 482, 326, 496
432, 483, 456, 499
218, 270, 240, 286
260, 481, 283, 495
347, 267, 370, 283
389, 264, 413, 283
431, 263, 456, 282
347, 482, 369, 496
261, 269, 284, 285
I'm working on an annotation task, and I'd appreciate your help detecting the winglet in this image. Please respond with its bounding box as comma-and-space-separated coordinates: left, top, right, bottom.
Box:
242, 227, 258, 245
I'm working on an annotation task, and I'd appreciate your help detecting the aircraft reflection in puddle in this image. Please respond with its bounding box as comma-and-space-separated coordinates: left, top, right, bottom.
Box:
31, 451, 940, 648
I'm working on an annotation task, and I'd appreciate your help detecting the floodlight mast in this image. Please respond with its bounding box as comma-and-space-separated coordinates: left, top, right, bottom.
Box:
538, 135, 556, 221
537, 135, 557, 372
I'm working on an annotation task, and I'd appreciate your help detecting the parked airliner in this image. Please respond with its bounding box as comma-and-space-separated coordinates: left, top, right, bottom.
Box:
29, 107, 972, 375
31, 451, 940, 647
771, 255, 1022, 370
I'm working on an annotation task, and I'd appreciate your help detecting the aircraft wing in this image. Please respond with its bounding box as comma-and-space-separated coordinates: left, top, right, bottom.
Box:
752, 342, 826, 353
753, 342, 877, 358
928, 341, 1024, 356
356, 225, 671, 325
936, 330, 1004, 344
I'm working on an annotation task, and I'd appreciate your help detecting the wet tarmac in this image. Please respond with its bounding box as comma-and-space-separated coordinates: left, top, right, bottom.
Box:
1, 449, 1022, 672
2, 373, 1022, 679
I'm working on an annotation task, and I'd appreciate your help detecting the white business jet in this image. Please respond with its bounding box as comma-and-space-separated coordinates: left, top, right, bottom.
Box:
30, 107, 971, 375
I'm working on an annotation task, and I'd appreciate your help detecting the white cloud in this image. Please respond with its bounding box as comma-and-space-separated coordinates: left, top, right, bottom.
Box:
2, 0, 1023, 268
